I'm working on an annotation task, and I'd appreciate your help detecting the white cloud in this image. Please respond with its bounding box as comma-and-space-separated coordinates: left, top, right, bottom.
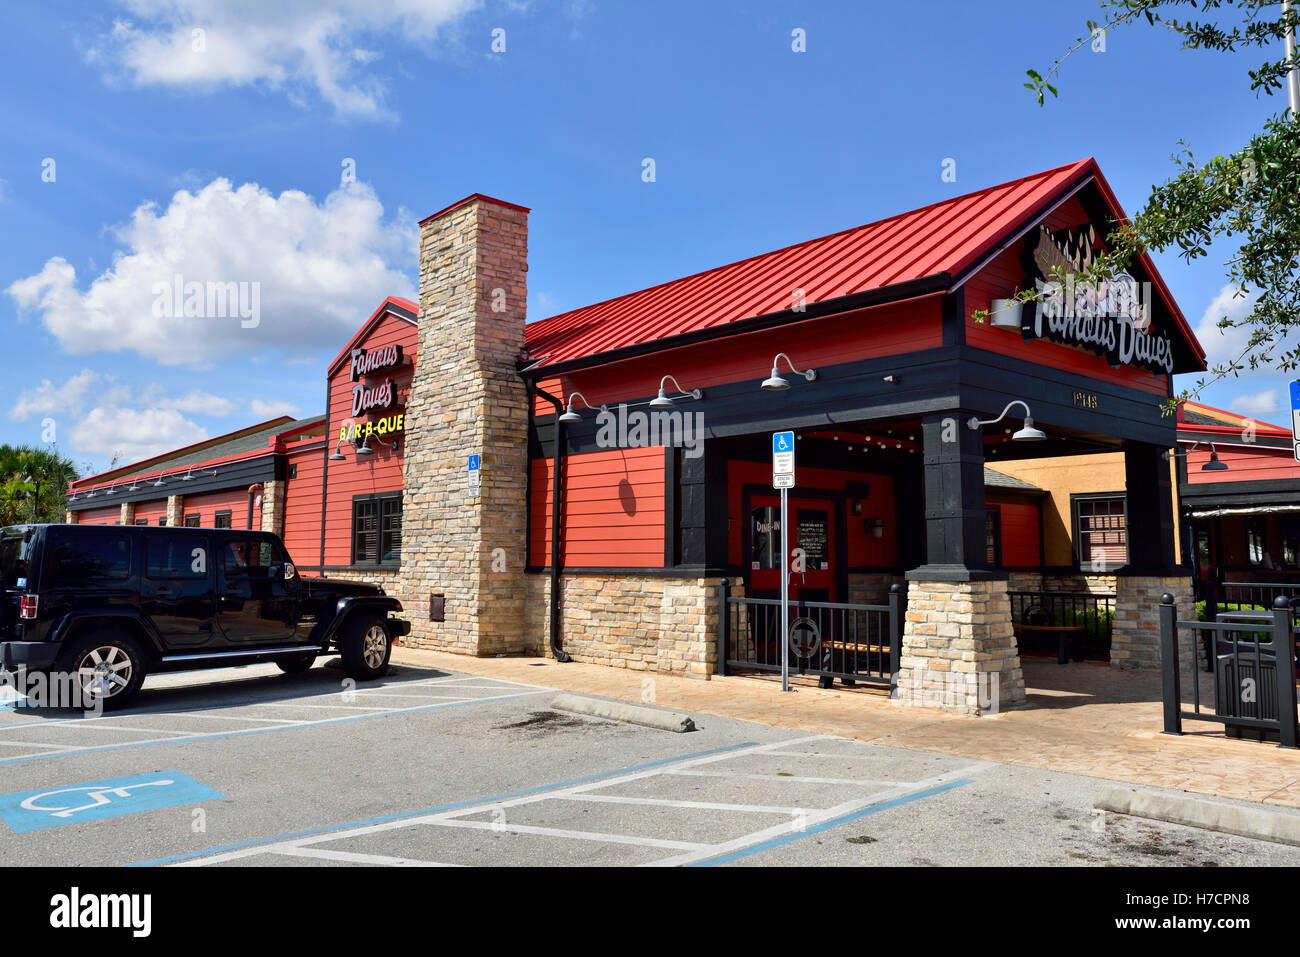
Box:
8, 370, 242, 465
88, 0, 482, 119
1192, 284, 1259, 370
6, 178, 415, 367
1229, 388, 1281, 417
250, 399, 301, 419
70, 406, 208, 464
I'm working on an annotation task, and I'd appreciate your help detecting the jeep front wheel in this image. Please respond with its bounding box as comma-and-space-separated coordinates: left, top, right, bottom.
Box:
340, 615, 391, 680
59, 633, 148, 710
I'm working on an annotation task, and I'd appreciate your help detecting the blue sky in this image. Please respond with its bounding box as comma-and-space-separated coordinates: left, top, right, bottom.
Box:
0, 0, 1288, 474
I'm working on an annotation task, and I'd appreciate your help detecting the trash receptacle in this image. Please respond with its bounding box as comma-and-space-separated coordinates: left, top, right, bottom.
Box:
1215, 635, 1279, 741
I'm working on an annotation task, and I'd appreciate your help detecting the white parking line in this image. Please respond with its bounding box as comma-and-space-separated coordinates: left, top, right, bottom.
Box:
663, 769, 904, 786
269, 846, 458, 867
570, 794, 801, 814
0, 740, 77, 751
430, 819, 710, 852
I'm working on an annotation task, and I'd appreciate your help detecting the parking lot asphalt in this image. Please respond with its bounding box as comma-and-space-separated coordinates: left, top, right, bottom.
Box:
1, 659, 1298, 867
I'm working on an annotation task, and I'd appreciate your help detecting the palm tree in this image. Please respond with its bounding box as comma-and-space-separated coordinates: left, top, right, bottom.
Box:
0, 445, 79, 525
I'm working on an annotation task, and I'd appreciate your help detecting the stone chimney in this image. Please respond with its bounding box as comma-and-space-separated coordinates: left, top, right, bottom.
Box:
401, 195, 531, 656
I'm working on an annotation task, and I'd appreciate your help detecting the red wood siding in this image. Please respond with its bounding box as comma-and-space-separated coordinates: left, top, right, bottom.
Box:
997, 502, 1040, 567
132, 500, 168, 526
529, 446, 666, 568
284, 444, 326, 566
1186, 445, 1300, 484
77, 505, 122, 525
530, 297, 943, 416
726, 459, 897, 568
180, 488, 259, 529
963, 198, 1170, 398
321, 311, 416, 567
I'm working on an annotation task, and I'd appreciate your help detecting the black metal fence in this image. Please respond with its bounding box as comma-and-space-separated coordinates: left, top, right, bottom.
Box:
716, 579, 901, 689
1204, 579, 1300, 619
1008, 590, 1115, 658
1159, 593, 1299, 748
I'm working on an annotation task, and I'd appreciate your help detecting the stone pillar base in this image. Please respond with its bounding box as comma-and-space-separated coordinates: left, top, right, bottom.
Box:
1112, 575, 1194, 670
896, 578, 1026, 715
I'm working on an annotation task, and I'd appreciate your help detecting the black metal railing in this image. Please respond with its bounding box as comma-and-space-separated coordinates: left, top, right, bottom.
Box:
1159, 593, 1299, 748
1204, 579, 1300, 618
716, 580, 902, 689
1008, 590, 1115, 658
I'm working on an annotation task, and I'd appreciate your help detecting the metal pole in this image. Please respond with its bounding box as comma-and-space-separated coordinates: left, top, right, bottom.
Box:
781, 486, 789, 692
1158, 593, 1183, 735
1272, 596, 1298, 748
1286, 0, 1300, 119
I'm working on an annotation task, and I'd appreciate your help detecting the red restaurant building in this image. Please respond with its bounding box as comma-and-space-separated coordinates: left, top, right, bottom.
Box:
65, 158, 1212, 713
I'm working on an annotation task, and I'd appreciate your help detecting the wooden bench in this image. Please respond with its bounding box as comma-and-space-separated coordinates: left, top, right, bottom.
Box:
1013, 624, 1086, 664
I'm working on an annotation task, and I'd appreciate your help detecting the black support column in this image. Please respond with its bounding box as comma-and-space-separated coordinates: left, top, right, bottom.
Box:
1122, 441, 1177, 573
677, 440, 728, 571
910, 410, 995, 580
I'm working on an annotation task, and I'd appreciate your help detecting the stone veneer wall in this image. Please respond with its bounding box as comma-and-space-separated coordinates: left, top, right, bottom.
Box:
896, 578, 1026, 715
400, 197, 530, 657
1111, 575, 1195, 670
260, 480, 286, 537
1006, 571, 1117, 594
166, 495, 184, 528
524, 572, 727, 677
119, 502, 135, 525
846, 572, 901, 606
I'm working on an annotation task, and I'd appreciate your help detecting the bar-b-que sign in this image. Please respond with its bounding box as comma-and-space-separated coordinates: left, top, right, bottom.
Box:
1020, 225, 1174, 374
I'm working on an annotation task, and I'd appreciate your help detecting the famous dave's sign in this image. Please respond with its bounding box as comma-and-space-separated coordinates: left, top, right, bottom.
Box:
1020, 225, 1175, 374
345, 344, 405, 435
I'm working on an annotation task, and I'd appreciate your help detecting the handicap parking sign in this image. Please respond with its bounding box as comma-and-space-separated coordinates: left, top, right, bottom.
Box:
0, 771, 222, 833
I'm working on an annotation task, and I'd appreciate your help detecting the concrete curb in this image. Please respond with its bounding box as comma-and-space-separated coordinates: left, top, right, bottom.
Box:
550, 694, 697, 733
1096, 786, 1300, 847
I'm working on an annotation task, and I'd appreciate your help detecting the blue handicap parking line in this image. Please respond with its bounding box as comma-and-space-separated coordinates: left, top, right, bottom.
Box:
0, 771, 223, 833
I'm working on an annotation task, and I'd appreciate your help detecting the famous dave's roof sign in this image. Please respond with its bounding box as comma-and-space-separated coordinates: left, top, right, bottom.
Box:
1020, 225, 1175, 375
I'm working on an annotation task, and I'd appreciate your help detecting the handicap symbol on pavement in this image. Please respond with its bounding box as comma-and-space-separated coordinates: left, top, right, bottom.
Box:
0, 771, 223, 833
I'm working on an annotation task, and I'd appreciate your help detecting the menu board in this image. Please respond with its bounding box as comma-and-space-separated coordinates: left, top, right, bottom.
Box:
796, 509, 829, 570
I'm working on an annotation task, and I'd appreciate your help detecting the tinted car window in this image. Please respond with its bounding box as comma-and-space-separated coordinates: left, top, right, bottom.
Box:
222, 540, 275, 577
147, 536, 210, 580
51, 533, 131, 582
0, 530, 34, 588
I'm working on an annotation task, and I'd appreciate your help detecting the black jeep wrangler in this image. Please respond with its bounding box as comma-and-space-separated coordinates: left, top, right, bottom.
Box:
0, 523, 410, 709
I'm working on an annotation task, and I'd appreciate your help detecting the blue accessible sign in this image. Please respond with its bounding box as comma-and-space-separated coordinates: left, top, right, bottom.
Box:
0, 771, 222, 833
772, 431, 795, 489
1291, 381, 1300, 463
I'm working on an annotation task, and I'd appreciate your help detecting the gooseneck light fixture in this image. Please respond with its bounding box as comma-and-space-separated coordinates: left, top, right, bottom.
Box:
966, 400, 1046, 442
558, 392, 601, 423
648, 375, 703, 409
1167, 441, 1230, 472
761, 353, 818, 391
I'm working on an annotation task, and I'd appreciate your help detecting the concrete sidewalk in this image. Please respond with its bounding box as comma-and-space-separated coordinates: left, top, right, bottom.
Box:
392, 647, 1300, 809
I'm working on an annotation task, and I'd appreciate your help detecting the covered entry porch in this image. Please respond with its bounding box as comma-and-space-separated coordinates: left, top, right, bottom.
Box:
670, 348, 1190, 714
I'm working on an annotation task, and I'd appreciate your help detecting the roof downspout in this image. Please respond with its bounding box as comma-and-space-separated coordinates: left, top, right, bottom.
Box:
528, 381, 572, 663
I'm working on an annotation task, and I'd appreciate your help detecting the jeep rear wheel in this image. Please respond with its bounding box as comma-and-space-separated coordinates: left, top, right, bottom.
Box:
58, 633, 147, 710
340, 615, 391, 680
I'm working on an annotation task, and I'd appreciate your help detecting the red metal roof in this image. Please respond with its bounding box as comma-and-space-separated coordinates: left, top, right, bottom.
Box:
523, 158, 1203, 371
